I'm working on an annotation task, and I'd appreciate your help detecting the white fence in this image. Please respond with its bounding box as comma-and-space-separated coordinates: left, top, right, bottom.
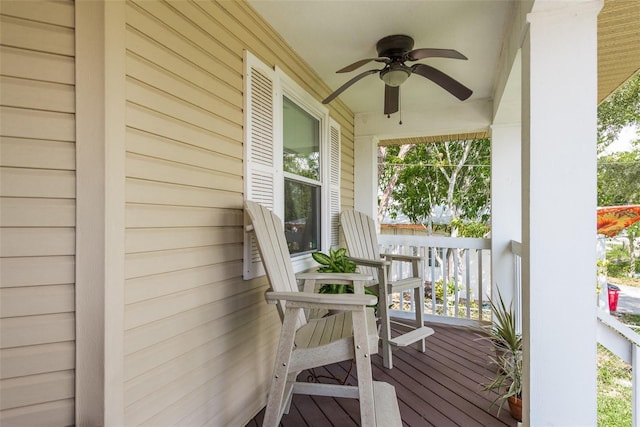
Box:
378, 234, 491, 327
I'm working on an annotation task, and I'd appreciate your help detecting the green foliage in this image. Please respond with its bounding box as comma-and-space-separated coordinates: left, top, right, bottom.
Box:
481, 288, 523, 415
312, 248, 356, 273
597, 151, 640, 206
312, 248, 357, 294
607, 245, 632, 277
433, 279, 456, 302
598, 72, 640, 152
450, 218, 490, 238
485, 288, 522, 354
311, 249, 378, 307
379, 138, 491, 233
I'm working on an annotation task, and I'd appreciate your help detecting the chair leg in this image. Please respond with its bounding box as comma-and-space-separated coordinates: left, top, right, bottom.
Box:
263, 308, 298, 427
352, 309, 376, 427
414, 284, 426, 353
379, 286, 393, 369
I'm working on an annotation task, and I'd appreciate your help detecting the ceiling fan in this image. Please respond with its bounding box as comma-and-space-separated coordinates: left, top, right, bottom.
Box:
322, 34, 473, 116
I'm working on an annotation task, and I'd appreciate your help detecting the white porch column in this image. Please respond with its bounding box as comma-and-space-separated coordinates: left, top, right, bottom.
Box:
522, 1, 601, 425
354, 135, 379, 224
490, 124, 521, 309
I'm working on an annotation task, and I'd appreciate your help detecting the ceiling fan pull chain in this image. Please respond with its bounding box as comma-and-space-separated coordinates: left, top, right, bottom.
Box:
399, 90, 403, 125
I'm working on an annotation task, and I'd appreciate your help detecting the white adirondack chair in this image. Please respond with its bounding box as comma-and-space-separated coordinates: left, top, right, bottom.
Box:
340, 209, 435, 369
244, 201, 401, 427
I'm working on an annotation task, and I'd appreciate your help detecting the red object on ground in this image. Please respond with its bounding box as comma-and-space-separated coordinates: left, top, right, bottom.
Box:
608, 287, 621, 312
597, 205, 640, 237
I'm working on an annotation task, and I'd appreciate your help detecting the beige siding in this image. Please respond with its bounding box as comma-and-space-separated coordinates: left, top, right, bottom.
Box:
122, 0, 354, 424
1, 0, 355, 425
0, 1, 76, 426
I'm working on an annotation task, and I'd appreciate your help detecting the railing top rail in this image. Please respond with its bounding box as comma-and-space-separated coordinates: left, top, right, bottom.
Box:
511, 240, 522, 256
598, 312, 640, 348
379, 234, 491, 250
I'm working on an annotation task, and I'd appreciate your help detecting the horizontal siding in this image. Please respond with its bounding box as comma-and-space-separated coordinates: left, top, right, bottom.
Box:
0, 256, 74, 288
0, 1, 76, 425
1, 313, 75, 349
126, 178, 242, 209
0, 342, 75, 379
0, 137, 76, 169
1, 285, 74, 317
0, 399, 74, 427
123, 286, 259, 356
122, 0, 355, 425
1, 370, 74, 410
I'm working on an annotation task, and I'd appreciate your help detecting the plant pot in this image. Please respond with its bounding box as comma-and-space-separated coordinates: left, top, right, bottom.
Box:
507, 396, 522, 422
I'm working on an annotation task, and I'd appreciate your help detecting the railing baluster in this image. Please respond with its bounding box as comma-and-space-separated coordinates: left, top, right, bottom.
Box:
378, 234, 491, 326
634, 344, 639, 427
465, 250, 471, 319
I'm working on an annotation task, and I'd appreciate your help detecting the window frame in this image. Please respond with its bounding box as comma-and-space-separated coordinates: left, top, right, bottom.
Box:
277, 67, 332, 272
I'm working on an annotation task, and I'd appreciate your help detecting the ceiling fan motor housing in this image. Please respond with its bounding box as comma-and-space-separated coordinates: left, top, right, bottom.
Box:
376, 34, 414, 58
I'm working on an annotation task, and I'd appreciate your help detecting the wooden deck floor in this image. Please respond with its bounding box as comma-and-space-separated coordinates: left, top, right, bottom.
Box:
246, 322, 518, 427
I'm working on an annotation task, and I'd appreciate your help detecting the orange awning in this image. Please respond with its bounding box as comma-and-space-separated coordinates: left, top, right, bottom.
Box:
597, 205, 640, 237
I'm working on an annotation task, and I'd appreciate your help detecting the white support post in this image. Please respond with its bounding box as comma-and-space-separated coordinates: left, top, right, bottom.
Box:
354, 135, 379, 225
521, 1, 602, 425
490, 124, 521, 308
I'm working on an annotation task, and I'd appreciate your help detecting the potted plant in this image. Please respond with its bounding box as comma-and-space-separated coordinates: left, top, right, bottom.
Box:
311, 248, 378, 309
484, 287, 521, 361
481, 287, 523, 421
483, 348, 523, 421
312, 248, 357, 294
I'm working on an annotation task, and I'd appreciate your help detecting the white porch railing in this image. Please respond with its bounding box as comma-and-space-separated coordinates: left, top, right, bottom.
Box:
511, 240, 523, 334
597, 313, 640, 426
378, 234, 491, 327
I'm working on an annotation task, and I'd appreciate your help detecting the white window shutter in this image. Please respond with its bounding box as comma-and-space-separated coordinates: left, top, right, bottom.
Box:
243, 51, 279, 279
329, 119, 341, 248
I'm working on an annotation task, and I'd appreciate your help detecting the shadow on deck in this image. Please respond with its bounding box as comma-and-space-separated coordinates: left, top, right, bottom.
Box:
247, 322, 518, 426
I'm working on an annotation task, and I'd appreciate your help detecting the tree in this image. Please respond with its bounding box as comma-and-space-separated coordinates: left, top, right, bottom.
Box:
597, 151, 640, 206
598, 150, 640, 278
378, 138, 491, 236
598, 73, 640, 152
597, 72, 640, 278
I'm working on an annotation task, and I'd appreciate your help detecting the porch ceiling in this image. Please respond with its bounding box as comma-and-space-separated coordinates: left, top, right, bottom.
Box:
249, 0, 639, 140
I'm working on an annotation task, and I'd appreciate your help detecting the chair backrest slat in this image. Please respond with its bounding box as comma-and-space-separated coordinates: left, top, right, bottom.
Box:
341, 210, 381, 282
245, 201, 306, 327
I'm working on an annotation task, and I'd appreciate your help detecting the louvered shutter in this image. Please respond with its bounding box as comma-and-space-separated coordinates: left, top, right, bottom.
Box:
243, 52, 281, 279
328, 119, 341, 248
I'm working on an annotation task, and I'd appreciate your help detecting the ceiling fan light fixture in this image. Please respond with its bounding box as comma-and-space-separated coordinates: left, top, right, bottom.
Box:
380, 68, 410, 87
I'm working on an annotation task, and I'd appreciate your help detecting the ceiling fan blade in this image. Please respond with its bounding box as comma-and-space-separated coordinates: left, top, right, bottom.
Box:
336, 57, 388, 73
322, 69, 379, 104
406, 48, 468, 61
411, 64, 473, 101
384, 85, 399, 115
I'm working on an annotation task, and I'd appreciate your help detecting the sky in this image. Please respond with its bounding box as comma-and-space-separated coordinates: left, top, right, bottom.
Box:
603, 125, 639, 154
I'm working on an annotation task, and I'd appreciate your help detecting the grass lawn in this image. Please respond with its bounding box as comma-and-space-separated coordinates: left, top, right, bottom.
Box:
608, 277, 640, 288
598, 344, 632, 426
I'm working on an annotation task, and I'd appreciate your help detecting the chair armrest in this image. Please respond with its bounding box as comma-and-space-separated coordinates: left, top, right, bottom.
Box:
347, 256, 391, 268
380, 252, 424, 262
296, 272, 373, 282
266, 291, 377, 308
296, 272, 373, 294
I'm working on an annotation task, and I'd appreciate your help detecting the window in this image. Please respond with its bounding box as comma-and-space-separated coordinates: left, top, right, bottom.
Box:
243, 51, 341, 279
283, 96, 321, 254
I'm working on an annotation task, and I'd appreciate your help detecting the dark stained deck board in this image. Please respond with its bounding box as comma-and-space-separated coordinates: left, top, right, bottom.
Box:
247, 322, 518, 427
